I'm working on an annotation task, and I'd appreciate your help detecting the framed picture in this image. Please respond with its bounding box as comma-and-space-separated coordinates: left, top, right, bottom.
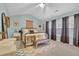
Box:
26, 20, 33, 28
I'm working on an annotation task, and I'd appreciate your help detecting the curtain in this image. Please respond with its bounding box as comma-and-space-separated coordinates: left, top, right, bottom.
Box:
61, 16, 69, 43
51, 20, 56, 40
73, 14, 79, 46
46, 21, 49, 39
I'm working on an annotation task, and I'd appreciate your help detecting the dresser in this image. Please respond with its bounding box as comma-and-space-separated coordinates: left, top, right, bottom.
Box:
13, 32, 21, 40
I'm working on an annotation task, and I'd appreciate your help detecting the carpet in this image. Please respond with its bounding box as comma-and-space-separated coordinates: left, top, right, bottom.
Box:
21, 40, 79, 56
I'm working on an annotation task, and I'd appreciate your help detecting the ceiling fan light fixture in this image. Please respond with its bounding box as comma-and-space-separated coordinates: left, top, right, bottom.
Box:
39, 3, 45, 8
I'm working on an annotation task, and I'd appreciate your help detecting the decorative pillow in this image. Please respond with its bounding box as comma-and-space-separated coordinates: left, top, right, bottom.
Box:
22, 29, 29, 35
29, 30, 34, 34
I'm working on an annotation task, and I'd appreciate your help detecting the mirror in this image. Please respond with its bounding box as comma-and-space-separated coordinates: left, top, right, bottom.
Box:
1, 12, 8, 39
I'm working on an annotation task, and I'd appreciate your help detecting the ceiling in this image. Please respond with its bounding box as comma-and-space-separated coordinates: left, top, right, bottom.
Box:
2, 3, 79, 20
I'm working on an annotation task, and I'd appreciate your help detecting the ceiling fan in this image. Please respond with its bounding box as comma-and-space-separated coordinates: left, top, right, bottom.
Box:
33, 3, 59, 20
39, 3, 46, 8
34, 3, 47, 20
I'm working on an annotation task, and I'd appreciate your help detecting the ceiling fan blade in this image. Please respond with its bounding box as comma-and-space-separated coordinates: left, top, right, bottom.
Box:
25, 3, 41, 13
42, 3, 47, 20
34, 3, 40, 8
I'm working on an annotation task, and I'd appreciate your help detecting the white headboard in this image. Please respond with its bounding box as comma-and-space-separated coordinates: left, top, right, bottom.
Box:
22, 28, 38, 35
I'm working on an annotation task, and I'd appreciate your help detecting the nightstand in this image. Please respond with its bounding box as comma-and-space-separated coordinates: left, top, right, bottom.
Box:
13, 32, 21, 40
